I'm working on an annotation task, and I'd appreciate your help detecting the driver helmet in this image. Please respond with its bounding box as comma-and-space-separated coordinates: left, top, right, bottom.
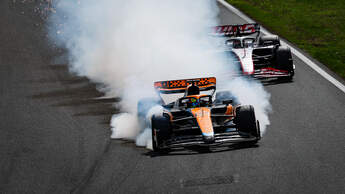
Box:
190, 98, 199, 108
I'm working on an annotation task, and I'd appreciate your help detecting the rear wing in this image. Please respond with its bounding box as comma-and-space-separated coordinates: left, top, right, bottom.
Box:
213, 23, 260, 37
154, 77, 216, 94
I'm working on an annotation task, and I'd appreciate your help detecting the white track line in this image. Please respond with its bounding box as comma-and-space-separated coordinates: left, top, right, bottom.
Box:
218, 0, 345, 93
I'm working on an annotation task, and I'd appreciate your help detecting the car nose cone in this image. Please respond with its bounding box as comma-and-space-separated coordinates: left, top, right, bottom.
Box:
203, 135, 215, 144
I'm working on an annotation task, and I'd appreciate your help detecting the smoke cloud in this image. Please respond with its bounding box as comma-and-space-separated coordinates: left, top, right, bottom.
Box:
48, 0, 271, 148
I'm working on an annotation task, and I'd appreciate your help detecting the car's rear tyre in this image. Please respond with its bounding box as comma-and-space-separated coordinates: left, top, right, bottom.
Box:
215, 91, 238, 105
151, 114, 171, 152
275, 46, 294, 81
259, 35, 280, 46
235, 105, 260, 138
137, 98, 160, 118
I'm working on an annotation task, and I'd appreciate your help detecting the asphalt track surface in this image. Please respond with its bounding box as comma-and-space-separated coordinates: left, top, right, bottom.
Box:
1, 1, 344, 193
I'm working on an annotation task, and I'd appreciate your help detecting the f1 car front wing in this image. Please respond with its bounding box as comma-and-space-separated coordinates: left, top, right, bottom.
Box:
160, 131, 258, 149
253, 67, 294, 79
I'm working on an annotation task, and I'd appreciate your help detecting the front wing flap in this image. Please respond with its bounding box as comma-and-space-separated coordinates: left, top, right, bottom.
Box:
253, 67, 294, 79
160, 131, 258, 149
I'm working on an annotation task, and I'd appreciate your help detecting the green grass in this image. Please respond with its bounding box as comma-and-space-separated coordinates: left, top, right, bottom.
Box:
226, 0, 345, 79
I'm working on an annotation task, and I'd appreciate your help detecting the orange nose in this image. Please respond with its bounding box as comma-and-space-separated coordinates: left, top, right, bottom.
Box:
191, 107, 214, 136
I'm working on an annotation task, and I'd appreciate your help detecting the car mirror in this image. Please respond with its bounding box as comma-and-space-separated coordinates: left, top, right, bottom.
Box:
243, 39, 254, 48
225, 40, 234, 47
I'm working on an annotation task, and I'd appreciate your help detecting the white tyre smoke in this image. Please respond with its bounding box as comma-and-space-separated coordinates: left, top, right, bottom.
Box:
110, 113, 140, 140
48, 0, 271, 148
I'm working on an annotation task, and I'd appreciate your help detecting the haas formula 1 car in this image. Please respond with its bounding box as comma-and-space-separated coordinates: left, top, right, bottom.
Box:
214, 23, 295, 80
138, 77, 261, 152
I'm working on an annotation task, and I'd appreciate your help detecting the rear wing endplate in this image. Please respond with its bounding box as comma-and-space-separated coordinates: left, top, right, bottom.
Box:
213, 23, 260, 37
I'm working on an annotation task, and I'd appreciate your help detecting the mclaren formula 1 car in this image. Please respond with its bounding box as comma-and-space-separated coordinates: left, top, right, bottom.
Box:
214, 23, 295, 80
138, 77, 261, 152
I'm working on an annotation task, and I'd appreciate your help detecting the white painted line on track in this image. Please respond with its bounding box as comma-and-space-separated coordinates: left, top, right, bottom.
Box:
218, 0, 345, 93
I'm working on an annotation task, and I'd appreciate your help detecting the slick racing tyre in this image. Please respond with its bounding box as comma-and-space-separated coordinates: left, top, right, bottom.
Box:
215, 91, 238, 105
235, 105, 260, 138
151, 114, 171, 152
137, 98, 160, 118
275, 46, 294, 80
259, 35, 281, 46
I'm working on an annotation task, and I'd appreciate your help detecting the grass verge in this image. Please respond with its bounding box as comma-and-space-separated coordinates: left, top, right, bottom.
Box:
226, 0, 345, 79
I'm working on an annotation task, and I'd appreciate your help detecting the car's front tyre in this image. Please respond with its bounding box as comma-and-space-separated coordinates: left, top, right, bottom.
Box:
235, 105, 260, 140
275, 46, 294, 81
151, 113, 171, 152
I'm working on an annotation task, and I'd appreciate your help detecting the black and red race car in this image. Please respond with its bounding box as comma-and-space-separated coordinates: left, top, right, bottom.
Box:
214, 23, 295, 80
138, 77, 261, 152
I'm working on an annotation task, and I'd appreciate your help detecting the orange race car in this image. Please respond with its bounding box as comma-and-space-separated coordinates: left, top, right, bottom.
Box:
137, 77, 261, 152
